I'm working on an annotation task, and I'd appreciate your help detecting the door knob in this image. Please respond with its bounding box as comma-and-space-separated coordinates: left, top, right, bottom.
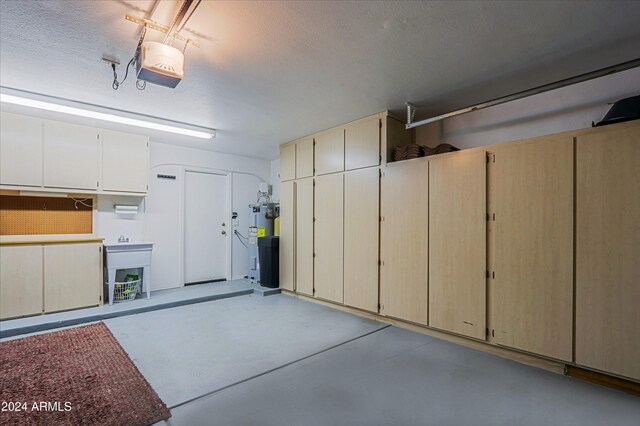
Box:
221, 222, 226, 227
221, 230, 227, 235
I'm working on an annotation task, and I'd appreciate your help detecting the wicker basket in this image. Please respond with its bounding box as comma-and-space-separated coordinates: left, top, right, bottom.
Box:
110, 279, 141, 302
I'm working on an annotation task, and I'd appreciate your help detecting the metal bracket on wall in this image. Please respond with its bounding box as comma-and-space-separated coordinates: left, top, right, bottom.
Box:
405, 57, 640, 129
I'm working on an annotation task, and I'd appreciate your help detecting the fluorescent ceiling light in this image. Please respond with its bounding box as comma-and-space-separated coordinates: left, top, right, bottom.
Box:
0, 93, 214, 140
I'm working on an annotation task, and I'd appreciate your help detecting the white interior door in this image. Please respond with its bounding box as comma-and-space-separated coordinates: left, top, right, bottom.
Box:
184, 171, 228, 284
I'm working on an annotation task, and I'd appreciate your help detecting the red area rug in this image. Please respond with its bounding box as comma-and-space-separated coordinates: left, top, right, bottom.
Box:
0, 323, 170, 426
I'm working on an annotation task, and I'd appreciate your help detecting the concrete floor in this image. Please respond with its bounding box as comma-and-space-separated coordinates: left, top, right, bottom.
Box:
0, 279, 273, 338
158, 320, 640, 426
5, 292, 638, 424
106, 294, 386, 408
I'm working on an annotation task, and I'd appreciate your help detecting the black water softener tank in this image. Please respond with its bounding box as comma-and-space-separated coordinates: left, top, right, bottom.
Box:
257, 236, 279, 288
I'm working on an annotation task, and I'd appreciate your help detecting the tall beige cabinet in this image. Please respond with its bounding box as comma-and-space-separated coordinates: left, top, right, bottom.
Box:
344, 168, 379, 312
279, 181, 295, 291
428, 151, 486, 340
379, 159, 429, 325
575, 124, 640, 381
490, 136, 574, 361
314, 173, 344, 303
296, 178, 314, 296
279, 112, 406, 311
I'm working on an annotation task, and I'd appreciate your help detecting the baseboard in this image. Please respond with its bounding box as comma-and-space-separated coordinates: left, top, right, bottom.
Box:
282, 290, 566, 375
566, 366, 640, 396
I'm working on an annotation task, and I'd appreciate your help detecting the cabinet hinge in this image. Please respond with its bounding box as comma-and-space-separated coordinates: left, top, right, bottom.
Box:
313, 253, 316, 258
313, 217, 316, 222
486, 213, 490, 221
379, 169, 382, 178
379, 119, 382, 129
99, 295, 102, 301
485, 327, 489, 336
97, 181, 99, 187
99, 246, 102, 253
378, 303, 381, 310
378, 260, 382, 266
486, 270, 490, 279
379, 216, 382, 222
313, 140, 316, 146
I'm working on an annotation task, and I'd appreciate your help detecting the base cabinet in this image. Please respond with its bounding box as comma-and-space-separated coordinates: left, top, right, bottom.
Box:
575, 125, 640, 381
0, 245, 44, 319
44, 243, 102, 313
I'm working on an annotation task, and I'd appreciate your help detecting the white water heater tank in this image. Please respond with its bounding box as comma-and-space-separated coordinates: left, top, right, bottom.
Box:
136, 41, 184, 88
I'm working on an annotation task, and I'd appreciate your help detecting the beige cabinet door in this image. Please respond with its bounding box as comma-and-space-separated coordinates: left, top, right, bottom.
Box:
492, 136, 573, 361
0, 112, 44, 187
315, 128, 344, 175
380, 160, 428, 324
429, 151, 486, 340
344, 167, 379, 312
345, 116, 380, 171
314, 173, 343, 302
296, 138, 314, 178
0, 245, 43, 319
102, 130, 149, 193
296, 178, 314, 296
44, 243, 102, 313
575, 124, 640, 381
279, 180, 295, 291
43, 120, 99, 190
280, 144, 296, 181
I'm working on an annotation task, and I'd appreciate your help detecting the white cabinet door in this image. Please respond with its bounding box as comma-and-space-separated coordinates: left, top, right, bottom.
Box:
0, 112, 43, 187
0, 245, 44, 319
102, 130, 149, 193
44, 243, 102, 313
43, 120, 99, 190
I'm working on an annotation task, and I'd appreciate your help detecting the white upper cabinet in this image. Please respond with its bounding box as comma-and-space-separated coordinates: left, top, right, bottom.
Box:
43, 120, 99, 190
102, 130, 149, 193
0, 112, 44, 187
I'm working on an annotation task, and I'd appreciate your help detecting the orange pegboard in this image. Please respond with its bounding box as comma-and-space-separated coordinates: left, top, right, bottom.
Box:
0, 195, 92, 235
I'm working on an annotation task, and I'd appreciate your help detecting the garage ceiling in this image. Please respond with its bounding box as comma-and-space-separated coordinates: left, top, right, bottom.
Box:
1, 1, 639, 159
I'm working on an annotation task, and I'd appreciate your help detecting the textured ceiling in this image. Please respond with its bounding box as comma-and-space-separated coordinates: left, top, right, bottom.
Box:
1, 1, 639, 159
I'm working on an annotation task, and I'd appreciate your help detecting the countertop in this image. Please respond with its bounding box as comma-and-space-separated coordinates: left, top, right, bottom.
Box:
0, 235, 105, 246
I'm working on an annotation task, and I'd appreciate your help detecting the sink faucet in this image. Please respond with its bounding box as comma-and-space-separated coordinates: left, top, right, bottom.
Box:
118, 235, 129, 243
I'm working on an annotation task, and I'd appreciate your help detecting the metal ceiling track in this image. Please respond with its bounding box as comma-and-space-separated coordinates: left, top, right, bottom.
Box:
405, 57, 640, 129
125, 14, 201, 48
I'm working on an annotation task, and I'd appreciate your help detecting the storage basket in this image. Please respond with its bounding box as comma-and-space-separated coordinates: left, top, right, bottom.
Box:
110, 279, 141, 302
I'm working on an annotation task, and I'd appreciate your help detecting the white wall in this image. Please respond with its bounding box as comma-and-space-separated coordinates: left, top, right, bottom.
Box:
270, 159, 280, 203
414, 67, 640, 148
95, 142, 271, 290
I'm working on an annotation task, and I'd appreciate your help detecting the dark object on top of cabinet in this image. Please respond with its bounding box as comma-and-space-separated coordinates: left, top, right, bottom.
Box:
594, 95, 640, 127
